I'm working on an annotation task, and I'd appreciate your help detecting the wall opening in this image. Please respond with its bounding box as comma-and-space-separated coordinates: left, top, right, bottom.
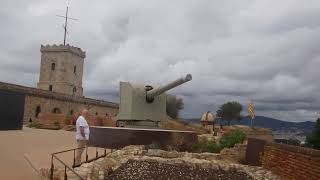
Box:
95, 112, 98, 115
74, 66, 77, 73
49, 85, 53, 91
35, 106, 41, 118
51, 63, 55, 71
52, 108, 61, 114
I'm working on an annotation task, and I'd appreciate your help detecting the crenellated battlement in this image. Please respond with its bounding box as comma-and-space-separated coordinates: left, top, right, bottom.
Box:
40, 44, 86, 58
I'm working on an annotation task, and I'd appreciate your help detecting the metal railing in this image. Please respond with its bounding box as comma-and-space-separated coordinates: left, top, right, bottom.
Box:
50, 146, 107, 180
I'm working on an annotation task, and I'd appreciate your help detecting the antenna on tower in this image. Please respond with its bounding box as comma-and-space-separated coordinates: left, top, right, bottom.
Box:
56, 6, 78, 45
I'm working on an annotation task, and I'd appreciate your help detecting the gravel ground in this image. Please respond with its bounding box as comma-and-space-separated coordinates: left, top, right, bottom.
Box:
105, 160, 253, 180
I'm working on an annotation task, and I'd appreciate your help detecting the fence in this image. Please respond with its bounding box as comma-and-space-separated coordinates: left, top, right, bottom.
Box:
50, 146, 107, 180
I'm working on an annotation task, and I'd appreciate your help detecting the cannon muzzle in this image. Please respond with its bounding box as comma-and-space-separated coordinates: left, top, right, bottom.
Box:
146, 74, 192, 102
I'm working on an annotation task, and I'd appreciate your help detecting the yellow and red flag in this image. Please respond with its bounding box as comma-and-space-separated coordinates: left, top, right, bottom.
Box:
248, 101, 255, 120
248, 101, 255, 128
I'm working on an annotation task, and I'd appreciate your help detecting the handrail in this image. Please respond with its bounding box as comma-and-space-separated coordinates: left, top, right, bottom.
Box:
50, 146, 108, 180
52, 147, 86, 155
52, 154, 84, 180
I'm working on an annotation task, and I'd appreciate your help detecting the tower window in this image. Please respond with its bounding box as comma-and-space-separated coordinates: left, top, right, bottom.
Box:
49, 85, 53, 91
51, 63, 55, 71
74, 66, 76, 73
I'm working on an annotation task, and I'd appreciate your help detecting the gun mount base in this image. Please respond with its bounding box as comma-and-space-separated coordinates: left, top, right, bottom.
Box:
116, 119, 160, 129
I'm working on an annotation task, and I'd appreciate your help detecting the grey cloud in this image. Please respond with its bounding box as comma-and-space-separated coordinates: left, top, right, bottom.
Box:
1, 0, 320, 122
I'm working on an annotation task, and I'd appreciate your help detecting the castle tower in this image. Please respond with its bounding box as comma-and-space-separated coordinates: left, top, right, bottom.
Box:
37, 44, 86, 96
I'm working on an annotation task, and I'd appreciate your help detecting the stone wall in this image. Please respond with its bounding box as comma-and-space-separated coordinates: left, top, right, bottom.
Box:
0, 81, 119, 124
45, 145, 280, 180
220, 143, 247, 164
38, 113, 115, 127
262, 143, 320, 179
24, 95, 118, 124
224, 125, 274, 143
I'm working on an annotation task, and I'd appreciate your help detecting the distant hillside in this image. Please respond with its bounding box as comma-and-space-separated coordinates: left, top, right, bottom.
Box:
183, 116, 315, 136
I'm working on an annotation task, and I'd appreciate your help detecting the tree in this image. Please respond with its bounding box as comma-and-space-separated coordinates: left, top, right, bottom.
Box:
216, 101, 243, 125
166, 95, 184, 119
305, 118, 320, 149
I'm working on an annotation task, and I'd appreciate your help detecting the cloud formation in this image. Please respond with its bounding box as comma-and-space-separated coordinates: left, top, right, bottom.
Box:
1, 0, 320, 122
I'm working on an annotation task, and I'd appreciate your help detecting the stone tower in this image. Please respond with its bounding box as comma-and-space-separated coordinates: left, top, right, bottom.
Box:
37, 44, 86, 96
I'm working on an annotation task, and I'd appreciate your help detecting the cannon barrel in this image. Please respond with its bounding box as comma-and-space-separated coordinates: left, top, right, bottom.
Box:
146, 74, 192, 101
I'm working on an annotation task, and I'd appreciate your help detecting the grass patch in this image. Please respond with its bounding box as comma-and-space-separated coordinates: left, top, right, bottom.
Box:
27, 122, 42, 128
191, 137, 222, 153
219, 129, 246, 148
191, 129, 246, 153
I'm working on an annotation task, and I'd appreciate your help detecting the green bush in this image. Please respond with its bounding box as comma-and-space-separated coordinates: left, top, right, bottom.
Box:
27, 122, 41, 128
219, 129, 246, 148
306, 118, 320, 149
191, 130, 246, 153
191, 137, 222, 153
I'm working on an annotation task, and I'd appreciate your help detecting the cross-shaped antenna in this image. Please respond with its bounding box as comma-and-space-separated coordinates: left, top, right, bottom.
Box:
56, 6, 78, 45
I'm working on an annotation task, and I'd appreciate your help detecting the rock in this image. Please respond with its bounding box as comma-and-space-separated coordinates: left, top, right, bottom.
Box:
81, 163, 93, 169
102, 158, 120, 170
146, 149, 166, 157
39, 168, 50, 179
146, 149, 182, 158
121, 145, 145, 155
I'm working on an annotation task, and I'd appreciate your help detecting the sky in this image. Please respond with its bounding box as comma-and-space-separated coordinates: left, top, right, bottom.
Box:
0, 0, 320, 122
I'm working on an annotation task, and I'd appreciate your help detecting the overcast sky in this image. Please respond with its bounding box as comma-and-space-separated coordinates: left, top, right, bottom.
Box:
1, 0, 320, 122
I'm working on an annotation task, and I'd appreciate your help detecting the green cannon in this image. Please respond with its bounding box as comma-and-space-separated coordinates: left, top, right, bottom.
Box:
116, 74, 192, 128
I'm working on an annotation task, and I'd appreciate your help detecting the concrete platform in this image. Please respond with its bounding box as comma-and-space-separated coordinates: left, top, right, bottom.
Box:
89, 126, 198, 149
0, 127, 102, 180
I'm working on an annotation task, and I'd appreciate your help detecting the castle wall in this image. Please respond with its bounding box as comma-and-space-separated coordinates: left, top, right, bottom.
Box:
0, 81, 119, 125
24, 95, 118, 124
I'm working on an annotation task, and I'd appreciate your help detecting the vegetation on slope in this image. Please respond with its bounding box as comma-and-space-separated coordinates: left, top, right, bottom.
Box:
191, 129, 246, 153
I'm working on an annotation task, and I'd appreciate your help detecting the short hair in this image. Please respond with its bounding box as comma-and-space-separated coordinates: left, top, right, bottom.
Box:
81, 109, 88, 115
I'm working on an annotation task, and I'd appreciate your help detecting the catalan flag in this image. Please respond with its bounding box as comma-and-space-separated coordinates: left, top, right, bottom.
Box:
248, 101, 255, 120
248, 101, 255, 128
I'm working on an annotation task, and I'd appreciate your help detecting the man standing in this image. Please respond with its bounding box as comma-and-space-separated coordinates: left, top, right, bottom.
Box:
75, 109, 90, 165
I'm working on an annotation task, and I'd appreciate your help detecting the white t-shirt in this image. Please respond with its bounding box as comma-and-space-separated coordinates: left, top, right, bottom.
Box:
76, 116, 90, 140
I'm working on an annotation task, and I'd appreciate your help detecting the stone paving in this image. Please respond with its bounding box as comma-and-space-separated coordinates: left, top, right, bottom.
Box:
0, 127, 76, 180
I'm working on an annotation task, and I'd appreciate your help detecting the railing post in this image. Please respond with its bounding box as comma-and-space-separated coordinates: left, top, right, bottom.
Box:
96, 147, 98, 159
50, 155, 54, 180
73, 149, 76, 168
104, 148, 106, 156
86, 147, 88, 162
64, 166, 67, 180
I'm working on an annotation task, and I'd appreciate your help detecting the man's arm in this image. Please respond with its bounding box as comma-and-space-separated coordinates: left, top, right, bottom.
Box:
80, 126, 86, 139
